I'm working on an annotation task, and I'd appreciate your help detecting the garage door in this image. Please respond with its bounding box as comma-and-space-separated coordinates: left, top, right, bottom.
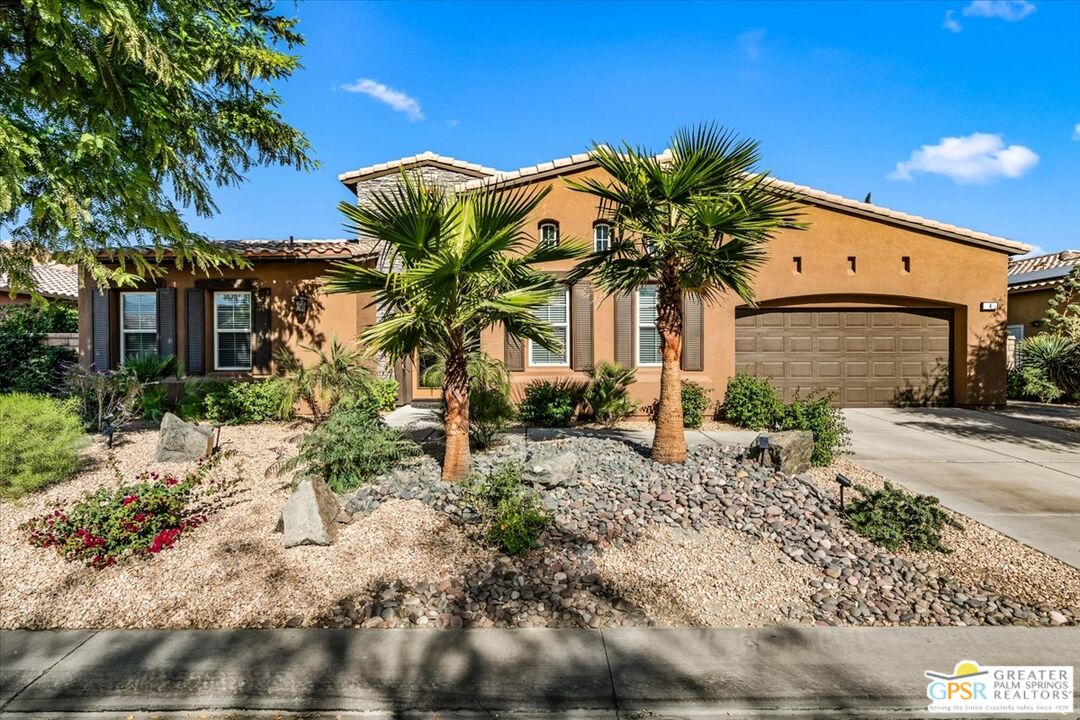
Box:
735, 309, 952, 407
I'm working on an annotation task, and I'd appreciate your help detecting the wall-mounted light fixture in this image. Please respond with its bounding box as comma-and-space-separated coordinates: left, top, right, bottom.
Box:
293, 292, 310, 316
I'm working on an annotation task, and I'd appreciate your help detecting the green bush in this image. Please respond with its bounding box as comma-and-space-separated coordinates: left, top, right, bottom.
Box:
680, 380, 712, 429
1008, 365, 1062, 403
121, 353, 178, 383
0, 393, 88, 499
776, 390, 851, 466
204, 380, 289, 424
845, 482, 962, 553
722, 374, 783, 429
279, 406, 418, 493
466, 463, 552, 555
372, 378, 399, 412
584, 362, 638, 426
518, 379, 584, 427
0, 304, 76, 395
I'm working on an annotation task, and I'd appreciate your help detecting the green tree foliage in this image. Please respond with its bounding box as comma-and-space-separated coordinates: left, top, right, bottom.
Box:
1042, 266, 1079, 340
0, 0, 316, 294
0, 303, 76, 393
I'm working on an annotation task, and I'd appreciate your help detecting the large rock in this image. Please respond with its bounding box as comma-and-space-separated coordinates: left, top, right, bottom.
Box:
155, 412, 214, 463
282, 476, 341, 548
748, 430, 814, 475
524, 451, 579, 488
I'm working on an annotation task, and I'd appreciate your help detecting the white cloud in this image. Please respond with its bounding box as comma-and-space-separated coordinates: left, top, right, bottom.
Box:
890, 133, 1039, 184
340, 78, 424, 121
447, 119, 460, 128
1016, 245, 1045, 258
1073, 123, 1080, 140
962, 1, 1036, 21
943, 10, 963, 32
737, 29, 765, 61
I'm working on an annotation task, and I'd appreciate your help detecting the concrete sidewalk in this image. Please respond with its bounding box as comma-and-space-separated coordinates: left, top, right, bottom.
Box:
2, 627, 1077, 717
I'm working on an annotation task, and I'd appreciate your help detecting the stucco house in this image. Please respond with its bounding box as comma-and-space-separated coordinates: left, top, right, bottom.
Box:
1006, 250, 1079, 363
78, 149, 1030, 408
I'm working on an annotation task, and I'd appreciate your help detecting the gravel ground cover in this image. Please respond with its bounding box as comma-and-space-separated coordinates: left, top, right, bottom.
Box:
2, 425, 1077, 630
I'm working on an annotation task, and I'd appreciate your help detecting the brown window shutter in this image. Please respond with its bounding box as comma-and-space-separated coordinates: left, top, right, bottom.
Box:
252, 287, 272, 374
681, 292, 704, 372
185, 288, 205, 374
156, 288, 177, 359
571, 281, 594, 371
504, 330, 524, 372
92, 289, 113, 370
614, 290, 634, 368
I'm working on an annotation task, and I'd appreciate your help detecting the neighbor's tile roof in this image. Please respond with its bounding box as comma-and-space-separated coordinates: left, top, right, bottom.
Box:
338, 151, 500, 184
1008, 250, 1079, 291
0, 262, 78, 300
458, 150, 1030, 256
100, 238, 378, 261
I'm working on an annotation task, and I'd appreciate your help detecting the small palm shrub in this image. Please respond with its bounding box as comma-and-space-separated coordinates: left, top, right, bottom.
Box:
680, 380, 712, 429
775, 390, 851, 466
584, 362, 638, 426
204, 380, 289, 424
845, 482, 962, 553
0, 394, 88, 499
275, 338, 383, 423
121, 353, 178, 382
518, 379, 585, 427
1018, 334, 1079, 398
279, 406, 418, 493
465, 463, 552, 555
722, 374, 783, 429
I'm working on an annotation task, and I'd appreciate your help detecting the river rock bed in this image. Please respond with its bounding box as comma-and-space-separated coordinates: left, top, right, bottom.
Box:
322, 436, 1078, 629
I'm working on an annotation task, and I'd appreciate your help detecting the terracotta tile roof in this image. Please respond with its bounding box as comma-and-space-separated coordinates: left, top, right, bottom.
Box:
458, 150, 1030, 255
1008, 250, 1079, 291
101, 238, 378, 261
338, 151, 499, 184
0, 262, 78, 300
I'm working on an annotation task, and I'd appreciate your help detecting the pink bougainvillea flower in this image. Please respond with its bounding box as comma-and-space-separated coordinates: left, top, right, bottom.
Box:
121, 495, 139, 506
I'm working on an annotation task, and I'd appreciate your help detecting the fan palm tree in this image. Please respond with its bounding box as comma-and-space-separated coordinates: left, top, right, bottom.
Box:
567, 124, 807, 464
323, 175, 587, 481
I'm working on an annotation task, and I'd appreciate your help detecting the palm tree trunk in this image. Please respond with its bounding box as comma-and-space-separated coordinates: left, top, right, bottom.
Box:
441, 346, 471, 482
652, 272, 687, 464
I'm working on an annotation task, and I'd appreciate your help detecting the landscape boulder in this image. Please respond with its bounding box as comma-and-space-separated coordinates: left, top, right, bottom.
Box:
524, 451, 579, 488
748, 430, 814, 475
155, 412, 214, 463
282, 476, 341, 548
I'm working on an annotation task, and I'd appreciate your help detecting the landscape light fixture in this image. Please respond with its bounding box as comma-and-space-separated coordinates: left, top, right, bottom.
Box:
104, 425, 115, 449
755, 435, 770, 465
836, 473, 852, 511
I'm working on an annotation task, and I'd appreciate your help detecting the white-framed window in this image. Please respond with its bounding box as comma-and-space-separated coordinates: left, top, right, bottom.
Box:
120, 292, 157, 361
637, 285, 662, 366
643, 236, 658, 255
539, 222, 559, 248
594, 223, 610, 252
528, 288, 570, 367
1006, 324, 1025, 369
214, 291, 252, 371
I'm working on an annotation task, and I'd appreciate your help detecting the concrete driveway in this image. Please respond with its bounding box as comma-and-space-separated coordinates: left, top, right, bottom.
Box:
845, 407, 1080, 569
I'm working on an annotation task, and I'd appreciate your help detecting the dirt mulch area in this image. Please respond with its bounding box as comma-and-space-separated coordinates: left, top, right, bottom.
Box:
0, 424, 491, 629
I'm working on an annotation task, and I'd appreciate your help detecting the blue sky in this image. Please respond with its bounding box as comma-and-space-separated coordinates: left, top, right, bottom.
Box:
191, 0, 1080, 255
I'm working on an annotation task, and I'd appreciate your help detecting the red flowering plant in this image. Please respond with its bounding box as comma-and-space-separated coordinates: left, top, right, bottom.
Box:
21, 452, 228, 568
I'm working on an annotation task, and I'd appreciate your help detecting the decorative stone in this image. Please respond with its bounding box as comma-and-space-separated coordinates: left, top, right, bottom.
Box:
524, 451, 579, 488
283, 477, 341, 548
155, 412, 214, 463
748, 430, 814, 476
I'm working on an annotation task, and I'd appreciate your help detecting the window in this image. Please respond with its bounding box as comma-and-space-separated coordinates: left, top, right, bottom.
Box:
120, 292, 157, 360
643, 236, 658, 255
539, 222, 559, 248
214, 291, 252, 370
528, 289, 570, 366
594, 223, 611, 252
637, 285, 661, 366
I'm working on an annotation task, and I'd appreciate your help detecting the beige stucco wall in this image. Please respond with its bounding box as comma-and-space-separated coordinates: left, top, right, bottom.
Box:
1007, 287, 1059, 340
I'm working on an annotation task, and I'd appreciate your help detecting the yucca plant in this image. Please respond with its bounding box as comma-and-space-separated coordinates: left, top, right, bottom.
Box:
323, 175, 587, 481
120, 353, 177, 382
1019, 333, 1079, 397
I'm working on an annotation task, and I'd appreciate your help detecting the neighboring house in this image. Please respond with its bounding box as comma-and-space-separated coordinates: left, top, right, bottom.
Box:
77, 149, 1030, 408
0, 262, 78, 305
1006, 250, 1079, 365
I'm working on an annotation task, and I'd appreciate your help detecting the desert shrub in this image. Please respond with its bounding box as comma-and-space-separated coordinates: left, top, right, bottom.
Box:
65, 365, 142, 432
1008, 365, 1062, 403
279, 406, 418, 493
371, 378, 399, 412
138, 383, 170, 422
0, 304, 76, 394
1018, 334, 1079, 398
775, 390, 851, 466
174, 379, 217, 421
204, 380, 289, 425
121, 353, 178, 382
722, 374, 783, 429
584, 362, 638, 426
680, 380, 712, 429
518, 379, 585, 427
845, 481, 962, 553
465, 463, 552, 555
0, 393, 88, 499
20, 454, 226, 568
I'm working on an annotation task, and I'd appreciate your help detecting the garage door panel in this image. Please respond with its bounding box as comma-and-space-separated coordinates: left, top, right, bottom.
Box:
735, 309, 952, 407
